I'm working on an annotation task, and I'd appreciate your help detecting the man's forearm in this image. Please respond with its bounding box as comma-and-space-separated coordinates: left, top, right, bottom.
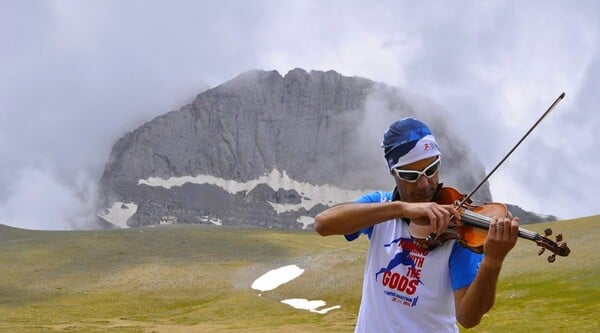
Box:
455, 257, 503, 328
314, 201, 405, 236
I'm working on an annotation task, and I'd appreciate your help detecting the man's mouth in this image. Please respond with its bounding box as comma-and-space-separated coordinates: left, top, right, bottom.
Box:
413, 189, 434, 201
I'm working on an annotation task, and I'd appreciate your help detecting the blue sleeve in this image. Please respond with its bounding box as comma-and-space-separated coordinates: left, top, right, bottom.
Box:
344, 191, 391, 242
449, 242, 483, 290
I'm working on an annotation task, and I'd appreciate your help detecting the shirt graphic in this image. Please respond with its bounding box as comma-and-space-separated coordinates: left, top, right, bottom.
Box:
376, 237, 429, 307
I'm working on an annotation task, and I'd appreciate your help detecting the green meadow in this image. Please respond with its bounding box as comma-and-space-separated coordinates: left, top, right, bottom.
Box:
1, 215, 598, 332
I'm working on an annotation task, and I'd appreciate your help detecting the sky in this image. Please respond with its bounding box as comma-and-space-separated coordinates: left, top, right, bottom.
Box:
1, 0, 598, 230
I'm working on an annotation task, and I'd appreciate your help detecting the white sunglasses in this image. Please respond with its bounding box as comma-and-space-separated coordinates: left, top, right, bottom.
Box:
392, 156, 441, 182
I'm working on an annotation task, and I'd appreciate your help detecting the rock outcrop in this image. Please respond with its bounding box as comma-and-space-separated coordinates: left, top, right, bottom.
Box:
97, 68, 507, 229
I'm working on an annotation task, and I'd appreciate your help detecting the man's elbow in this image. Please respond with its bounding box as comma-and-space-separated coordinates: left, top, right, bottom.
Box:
313, 213, 330, 236
457, 308, 490, 329
458, 316, 482, 329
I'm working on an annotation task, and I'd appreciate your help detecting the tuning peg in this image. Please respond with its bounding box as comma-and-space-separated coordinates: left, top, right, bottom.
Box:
556, 233, 563, 242
547, 254, 556, 263
544, 228, 553, 236
538, 248, 545, 256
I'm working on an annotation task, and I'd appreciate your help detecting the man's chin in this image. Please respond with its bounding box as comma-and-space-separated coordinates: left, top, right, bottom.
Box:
411, 192, 435, 202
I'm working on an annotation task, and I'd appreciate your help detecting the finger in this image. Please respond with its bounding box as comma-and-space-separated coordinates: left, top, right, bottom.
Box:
440, 204, 459, 219
426, 210, 438, 235
510, 217, 520, 238
498, 218, 510, 240
500, 218, 515, 240
448, 205, 461, 222
434, 206, 449, 234
496, 218, 505, 234
488, 216, 498, 237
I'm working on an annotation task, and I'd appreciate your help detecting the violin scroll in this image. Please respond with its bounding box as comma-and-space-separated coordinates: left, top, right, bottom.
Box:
534, 228, 570, 263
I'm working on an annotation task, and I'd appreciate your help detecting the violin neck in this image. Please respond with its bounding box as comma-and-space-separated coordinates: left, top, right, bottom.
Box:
460, 208, 570, 259
460, 210, 540, 241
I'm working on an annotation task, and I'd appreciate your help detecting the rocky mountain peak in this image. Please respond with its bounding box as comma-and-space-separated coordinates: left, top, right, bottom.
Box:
98, 69, 500, 229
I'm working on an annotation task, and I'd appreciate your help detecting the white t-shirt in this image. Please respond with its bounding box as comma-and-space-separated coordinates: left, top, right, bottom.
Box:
346, 191, 482, 333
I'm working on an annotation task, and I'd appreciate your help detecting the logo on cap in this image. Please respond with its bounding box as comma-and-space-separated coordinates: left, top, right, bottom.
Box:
422, 142, 439, 152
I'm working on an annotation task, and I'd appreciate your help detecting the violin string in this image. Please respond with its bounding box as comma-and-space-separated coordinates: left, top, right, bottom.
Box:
461, 210, 491, 229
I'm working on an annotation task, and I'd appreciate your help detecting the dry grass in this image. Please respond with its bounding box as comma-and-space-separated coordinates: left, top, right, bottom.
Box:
0, 215, 598, 332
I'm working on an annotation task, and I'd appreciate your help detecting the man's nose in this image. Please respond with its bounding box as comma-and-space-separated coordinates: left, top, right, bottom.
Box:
415, 174, 429, 188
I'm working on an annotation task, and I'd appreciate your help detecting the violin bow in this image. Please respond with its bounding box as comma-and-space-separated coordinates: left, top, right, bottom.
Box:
455, 92, 570, 262
456, 92, 565, 209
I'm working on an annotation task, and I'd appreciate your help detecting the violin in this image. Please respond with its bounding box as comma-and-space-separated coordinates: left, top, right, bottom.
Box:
407, 93, 570, 262
409, 186, 571, 262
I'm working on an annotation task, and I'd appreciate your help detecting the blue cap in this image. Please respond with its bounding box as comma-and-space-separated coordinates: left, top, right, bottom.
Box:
382, 118, 441, 171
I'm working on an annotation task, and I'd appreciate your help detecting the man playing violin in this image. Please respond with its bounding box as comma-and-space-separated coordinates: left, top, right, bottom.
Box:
314, 117, 520, 332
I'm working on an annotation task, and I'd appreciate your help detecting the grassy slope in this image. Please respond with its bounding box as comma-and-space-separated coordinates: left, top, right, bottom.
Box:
0, 215, 598, 332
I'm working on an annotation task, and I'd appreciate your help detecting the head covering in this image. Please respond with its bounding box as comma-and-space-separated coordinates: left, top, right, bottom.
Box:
382, 117, 441, 171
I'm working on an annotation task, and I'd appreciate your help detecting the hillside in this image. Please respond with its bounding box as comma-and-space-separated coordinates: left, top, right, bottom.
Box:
0, 215, 598, 332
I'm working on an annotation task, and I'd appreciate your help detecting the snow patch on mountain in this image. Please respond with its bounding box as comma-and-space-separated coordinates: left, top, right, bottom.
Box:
97, 202, 138, 228
138, 168, 372, 215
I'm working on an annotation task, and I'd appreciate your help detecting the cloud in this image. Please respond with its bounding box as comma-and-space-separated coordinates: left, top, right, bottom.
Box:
0, 161, 97, 230
1, 0, 598, 229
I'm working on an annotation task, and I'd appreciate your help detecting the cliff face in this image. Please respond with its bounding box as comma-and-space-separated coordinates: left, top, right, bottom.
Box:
97, 68, 499, 229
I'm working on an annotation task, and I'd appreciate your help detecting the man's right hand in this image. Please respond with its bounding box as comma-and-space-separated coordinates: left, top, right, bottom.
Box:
399, 201, 461, 236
